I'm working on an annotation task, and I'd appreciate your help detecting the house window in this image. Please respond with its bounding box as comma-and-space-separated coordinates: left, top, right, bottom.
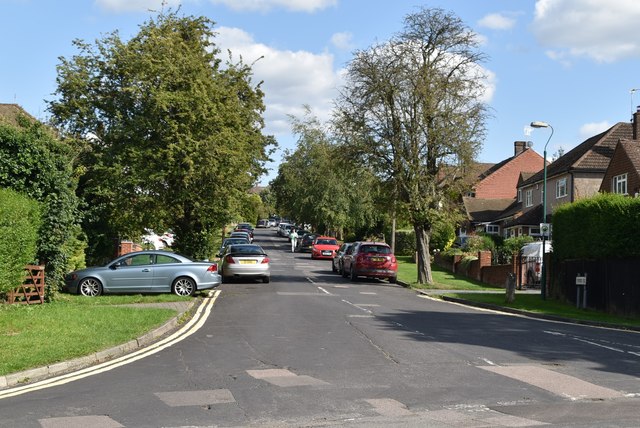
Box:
517, 189, 522, 202
556, 178, 567, 198
530, 227, 540, 235
612, 173, 628, 195
486, 225, 499, 234
525, 189, 533, 207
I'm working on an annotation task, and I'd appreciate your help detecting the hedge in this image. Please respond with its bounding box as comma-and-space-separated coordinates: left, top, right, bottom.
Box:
552, 192, 640, 260
0, 188, 41, 294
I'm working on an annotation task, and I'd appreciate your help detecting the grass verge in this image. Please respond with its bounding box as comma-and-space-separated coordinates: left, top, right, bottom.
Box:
0, 293, 194, 376
397, 255, 639, 328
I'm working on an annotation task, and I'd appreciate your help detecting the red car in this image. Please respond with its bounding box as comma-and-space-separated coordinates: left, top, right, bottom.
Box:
342, 241, 397, 283
311, 236, 340, 260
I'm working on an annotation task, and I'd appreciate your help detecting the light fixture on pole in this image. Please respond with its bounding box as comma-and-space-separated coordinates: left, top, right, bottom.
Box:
530, 121, 554, 300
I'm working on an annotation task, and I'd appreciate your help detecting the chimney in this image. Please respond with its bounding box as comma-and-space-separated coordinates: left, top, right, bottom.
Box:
634, 105, 640, 140
514, 141, 527, 156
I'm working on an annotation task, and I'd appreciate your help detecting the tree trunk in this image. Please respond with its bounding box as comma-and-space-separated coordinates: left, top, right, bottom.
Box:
390, 215, 396, 254
414, 223, 433, 284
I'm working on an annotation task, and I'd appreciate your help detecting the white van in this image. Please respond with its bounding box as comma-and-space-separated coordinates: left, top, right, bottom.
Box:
521, 241, 552, 285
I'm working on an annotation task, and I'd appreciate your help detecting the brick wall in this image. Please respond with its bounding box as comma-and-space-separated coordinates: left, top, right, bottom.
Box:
118, 241, 142, 256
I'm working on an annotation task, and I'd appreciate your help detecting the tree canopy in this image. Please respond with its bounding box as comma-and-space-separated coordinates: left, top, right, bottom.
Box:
49, 11, 274, 261
334, 7, 488, 283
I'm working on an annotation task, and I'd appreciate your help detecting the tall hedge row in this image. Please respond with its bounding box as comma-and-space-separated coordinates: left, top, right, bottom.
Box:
0, 188, 41, 294
552, 193, 640, 260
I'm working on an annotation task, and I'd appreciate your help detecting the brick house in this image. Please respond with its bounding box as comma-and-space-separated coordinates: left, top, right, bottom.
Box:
517, 119, 635, 231
600, 108, 640, 195
460, 142, 544, 238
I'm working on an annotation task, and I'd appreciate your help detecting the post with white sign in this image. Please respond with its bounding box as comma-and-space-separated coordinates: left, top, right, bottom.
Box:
575, 273, 587, 309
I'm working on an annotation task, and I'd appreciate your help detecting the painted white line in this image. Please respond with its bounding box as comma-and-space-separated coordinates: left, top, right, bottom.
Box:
572, 337, 624, 353
0, 290, 221, 400
480, 358, 496, 366
317, 286, 332, 295
307, 277, 316, 284
342, 299, 372, 314
359, 292, 377, 295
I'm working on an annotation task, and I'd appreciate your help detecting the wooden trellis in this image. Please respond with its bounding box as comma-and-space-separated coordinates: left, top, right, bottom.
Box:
6, 265, 45, 304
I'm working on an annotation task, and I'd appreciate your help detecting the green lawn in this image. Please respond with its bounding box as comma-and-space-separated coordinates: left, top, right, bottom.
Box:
397, 256, 640, 328
0, 293, 194, 376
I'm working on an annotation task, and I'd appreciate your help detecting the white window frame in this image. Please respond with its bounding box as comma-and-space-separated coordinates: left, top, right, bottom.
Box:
486, 224, 499, 234
556, 177, 567, 198
612, 173, 628, 195
517, 189, 522, 202
525, 189, 533, 207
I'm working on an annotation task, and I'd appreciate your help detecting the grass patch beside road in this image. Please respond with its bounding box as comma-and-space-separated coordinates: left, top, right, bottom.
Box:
397, 255, 640, 328
0, 293, 193, 376
442, 293, 640, 329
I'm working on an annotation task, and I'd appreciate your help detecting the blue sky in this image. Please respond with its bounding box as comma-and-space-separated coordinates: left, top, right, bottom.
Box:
2, 0, 640, 185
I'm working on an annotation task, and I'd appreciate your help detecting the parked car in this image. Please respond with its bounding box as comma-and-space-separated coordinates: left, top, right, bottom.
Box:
521, 241, 552, 286
234, 224, 254, 239
219, 244, 270, 283
298, 233, 319, 253
218, 237, 250, 257
311, 236, 340, 260
64, 250, 221, 297
332, 242, 353, 274
277, 223, 293, 237
342, 242, 397, 283
256, 219, 269, 228
230, 231, 252, 243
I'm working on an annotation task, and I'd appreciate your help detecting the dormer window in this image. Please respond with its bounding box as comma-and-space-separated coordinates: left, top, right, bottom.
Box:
613, 173, 628, 195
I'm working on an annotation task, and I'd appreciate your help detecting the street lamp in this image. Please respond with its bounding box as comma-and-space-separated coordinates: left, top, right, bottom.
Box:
530, 121, 554, 300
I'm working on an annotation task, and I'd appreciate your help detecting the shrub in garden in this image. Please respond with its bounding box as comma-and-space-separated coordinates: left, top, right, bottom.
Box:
0, 188, 41, 294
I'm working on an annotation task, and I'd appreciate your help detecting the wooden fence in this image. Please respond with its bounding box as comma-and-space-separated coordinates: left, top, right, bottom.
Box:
6, 265, 45, 304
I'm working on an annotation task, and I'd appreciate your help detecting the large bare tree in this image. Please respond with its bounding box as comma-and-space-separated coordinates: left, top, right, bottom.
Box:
334, 7, 488, 284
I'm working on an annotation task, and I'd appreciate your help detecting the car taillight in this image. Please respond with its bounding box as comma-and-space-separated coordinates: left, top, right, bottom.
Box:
356, 254, 366, 263
225, 255, 236, 264
261, 257, 270, 264
390, 256, 397, 264
207, 264, 218, 272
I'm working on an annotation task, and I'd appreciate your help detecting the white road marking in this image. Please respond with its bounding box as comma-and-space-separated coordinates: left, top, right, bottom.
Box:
342, 299, 372, 314
0, 290, 221, 400
317, 286, 332, 295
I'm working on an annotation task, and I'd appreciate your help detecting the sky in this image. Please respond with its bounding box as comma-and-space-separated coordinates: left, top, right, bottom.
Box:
2, 0, 640, 185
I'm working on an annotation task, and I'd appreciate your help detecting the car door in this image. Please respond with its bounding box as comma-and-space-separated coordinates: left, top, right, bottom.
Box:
106, 253, 154, 292
151, 253, 182, 291
342, 243, 358, 274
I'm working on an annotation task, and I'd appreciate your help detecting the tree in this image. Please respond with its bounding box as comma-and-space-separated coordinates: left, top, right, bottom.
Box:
0, 115, 82, 295
270, 108, 381, 237
334, 7, 488, 284
49, 11, 273, 261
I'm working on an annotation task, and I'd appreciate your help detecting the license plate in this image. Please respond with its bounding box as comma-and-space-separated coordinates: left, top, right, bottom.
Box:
239, 260, 258, 264
322, 251, 332, 256
370, 257, 385, 262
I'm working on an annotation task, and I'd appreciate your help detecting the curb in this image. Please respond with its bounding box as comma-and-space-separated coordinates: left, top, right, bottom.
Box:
415, 289, 640, 333
0, 299, 197, 390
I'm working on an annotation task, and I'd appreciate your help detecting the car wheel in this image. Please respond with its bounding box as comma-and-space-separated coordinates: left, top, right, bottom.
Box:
79, 278, 103, 297
173, 277, 196, 296
341, 265, 348, 278
388, 276, 397, 284
350, 266, 358, 282
332, 262, 337, 273
263, 276, 270, 284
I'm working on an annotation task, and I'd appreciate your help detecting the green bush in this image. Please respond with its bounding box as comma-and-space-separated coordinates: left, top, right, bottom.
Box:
553, 193, 640, 260
495, 235, 534, 264
466, 235, 496, 253
394, 230, 416, 256
0, 188, 41, 294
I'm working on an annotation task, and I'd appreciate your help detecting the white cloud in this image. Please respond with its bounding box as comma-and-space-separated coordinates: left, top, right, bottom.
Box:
95, 0, 180, 12
208, 0, 337, 13
532, 0, 640, 63
579, 121, 612, 140
478, 13, 516, 30
331, 32, 355, 51
215, 26, 342, 136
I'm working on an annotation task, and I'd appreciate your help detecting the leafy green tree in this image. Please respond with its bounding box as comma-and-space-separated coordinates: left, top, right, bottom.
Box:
49, 11, 273, 261
0, 116, 82, 295
334, 7, 488, 283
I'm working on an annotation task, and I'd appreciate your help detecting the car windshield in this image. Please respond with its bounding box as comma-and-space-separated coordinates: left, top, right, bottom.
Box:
316, 239, 338, 245
360, 245, 391, 254
229, 245, 266, 256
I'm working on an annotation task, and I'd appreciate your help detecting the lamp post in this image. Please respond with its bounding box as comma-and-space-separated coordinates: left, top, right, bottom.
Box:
530, 121, 554, 300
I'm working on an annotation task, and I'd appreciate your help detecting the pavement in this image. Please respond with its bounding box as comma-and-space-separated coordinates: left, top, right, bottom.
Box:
0, 299, 196, 390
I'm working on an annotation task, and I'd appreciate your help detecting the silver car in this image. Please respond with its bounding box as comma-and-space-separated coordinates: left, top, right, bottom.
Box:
64, 250, 222, 297
219, 244, 270, 283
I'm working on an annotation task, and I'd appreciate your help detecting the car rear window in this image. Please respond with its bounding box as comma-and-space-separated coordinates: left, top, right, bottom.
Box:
230, 245, 266, 256
360, 245, 391, 254
316, 239, 338, 245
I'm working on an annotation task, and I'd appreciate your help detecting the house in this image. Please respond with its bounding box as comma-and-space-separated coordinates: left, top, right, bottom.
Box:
0, 103, 36, 126
460, 141, 544, 238
517, 119, 634, 230
599, 107, 640, 195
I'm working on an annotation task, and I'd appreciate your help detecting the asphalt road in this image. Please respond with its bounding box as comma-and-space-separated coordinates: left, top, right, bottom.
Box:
1, 228, 640, 427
